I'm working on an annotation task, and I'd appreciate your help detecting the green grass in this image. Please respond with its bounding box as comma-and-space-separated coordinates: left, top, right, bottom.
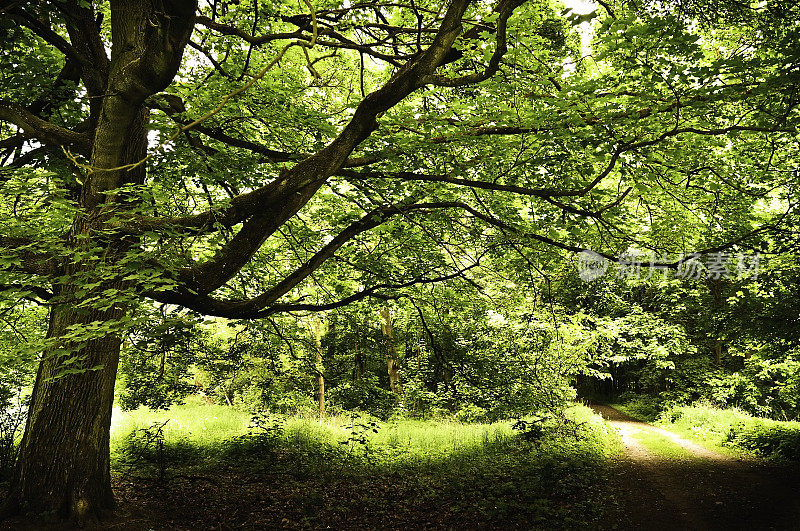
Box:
635, 402, 800, 461
110, 397, 251, 465
653, 403, 750, 457
111, 400, 619, 470
109, 401, 621, 528
629, 429, 695, 459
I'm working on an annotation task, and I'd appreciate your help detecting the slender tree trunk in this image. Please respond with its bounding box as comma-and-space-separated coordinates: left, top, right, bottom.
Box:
312, 317, 325, 419
353, 332, 364, 382
416, 325, 422, 373
381, 306, 402, 395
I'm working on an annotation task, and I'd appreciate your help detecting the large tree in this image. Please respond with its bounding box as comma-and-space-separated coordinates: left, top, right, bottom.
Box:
0, 0, 797, 522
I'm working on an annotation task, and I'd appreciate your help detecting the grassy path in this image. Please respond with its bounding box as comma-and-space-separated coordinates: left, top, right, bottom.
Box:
593, 404, 800, 530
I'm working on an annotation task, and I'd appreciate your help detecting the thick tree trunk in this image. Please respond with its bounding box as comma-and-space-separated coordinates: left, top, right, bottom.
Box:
1, 2, 195, 522
3, 301, 123, 523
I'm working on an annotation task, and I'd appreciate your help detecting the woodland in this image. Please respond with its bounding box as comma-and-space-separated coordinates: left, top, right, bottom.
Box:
0, 0, 799, 528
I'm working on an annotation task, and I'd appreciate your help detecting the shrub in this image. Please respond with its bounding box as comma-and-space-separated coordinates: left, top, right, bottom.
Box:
616, 393, 667, 421
726, 419, 800, 460
328, 374, 399, 420
455, 404, 489, 423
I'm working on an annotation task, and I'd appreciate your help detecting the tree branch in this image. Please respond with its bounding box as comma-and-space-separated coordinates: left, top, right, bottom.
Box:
0, 284, 54, 301
170, 0, 474, 296
0, 237, 57, 276
0, 101, 91, 156
420, 0, 525, 87
194, 15, 304, 45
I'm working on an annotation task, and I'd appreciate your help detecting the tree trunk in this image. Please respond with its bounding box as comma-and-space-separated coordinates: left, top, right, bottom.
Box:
416, 325, 422, 373
3, 297, 124, 522
2, 110, 149, 523
353, 331, 365, 382
2, 1, 195, 521
312, 317, 325, 419
381, 306, 402, 395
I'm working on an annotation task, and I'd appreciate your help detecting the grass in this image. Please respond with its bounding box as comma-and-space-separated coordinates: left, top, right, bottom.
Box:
662, 404, 800, 460
629, 429, 695, 459
108, 400, 621, 528
608, 400, 747, 457
111, 398, 619, 469
611, 399, 800, 461
653, 403, 751, 457
110, 397, 251, 466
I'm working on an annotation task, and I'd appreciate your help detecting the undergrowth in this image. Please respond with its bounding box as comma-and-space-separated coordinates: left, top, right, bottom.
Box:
654, 402, 800, 460
110, 402, 619, 528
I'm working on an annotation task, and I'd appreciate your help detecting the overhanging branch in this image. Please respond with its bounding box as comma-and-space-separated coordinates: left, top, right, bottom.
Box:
0, 101, 91, 157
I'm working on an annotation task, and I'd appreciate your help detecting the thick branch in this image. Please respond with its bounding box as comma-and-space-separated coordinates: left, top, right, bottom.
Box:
0, 101, 91, 156
173, 0, 473, 295
0, 284, 54, 301
0, 237, 57, 276
149, 258, 480, 319
420, 0, 524, 87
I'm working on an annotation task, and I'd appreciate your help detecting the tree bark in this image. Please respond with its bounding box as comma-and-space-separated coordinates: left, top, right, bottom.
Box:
3, 299, 124, 522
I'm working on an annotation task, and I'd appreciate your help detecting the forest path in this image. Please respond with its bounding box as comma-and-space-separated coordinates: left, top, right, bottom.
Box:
592, 404, 800, 530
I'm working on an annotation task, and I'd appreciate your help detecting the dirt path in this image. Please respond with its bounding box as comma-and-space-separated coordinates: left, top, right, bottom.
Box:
593, 404, 800, 530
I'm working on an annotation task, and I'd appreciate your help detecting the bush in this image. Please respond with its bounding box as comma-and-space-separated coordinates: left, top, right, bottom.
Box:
455, 404, 489, 423
726, 419, 800, 460
657, 402, 800, 460
616, 393, 667, 421
705, 356, 800, 420
328, 375, 399, 420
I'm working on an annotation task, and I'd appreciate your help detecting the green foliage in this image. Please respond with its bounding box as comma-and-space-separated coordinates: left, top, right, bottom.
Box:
0, 303, 37, 479
329, 374, 399, 420
726, 420, 800, 460
1, 3, 800, 518
118, 420, 171, 483
656, 403, 800, 460
117, 308, 203, 410
611, 395, 666, 422
0, 390, 26, 481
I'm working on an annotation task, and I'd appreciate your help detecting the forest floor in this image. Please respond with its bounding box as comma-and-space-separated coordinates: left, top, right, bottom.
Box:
3, 405, 800, 530
593, 404, 800, 530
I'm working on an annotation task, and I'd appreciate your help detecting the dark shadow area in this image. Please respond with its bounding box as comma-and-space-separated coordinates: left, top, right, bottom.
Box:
591, 403, 800, 530
601, 456, 800, 530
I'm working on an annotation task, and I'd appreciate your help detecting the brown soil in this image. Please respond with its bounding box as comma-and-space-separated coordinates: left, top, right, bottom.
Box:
592, 404, 800, 530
